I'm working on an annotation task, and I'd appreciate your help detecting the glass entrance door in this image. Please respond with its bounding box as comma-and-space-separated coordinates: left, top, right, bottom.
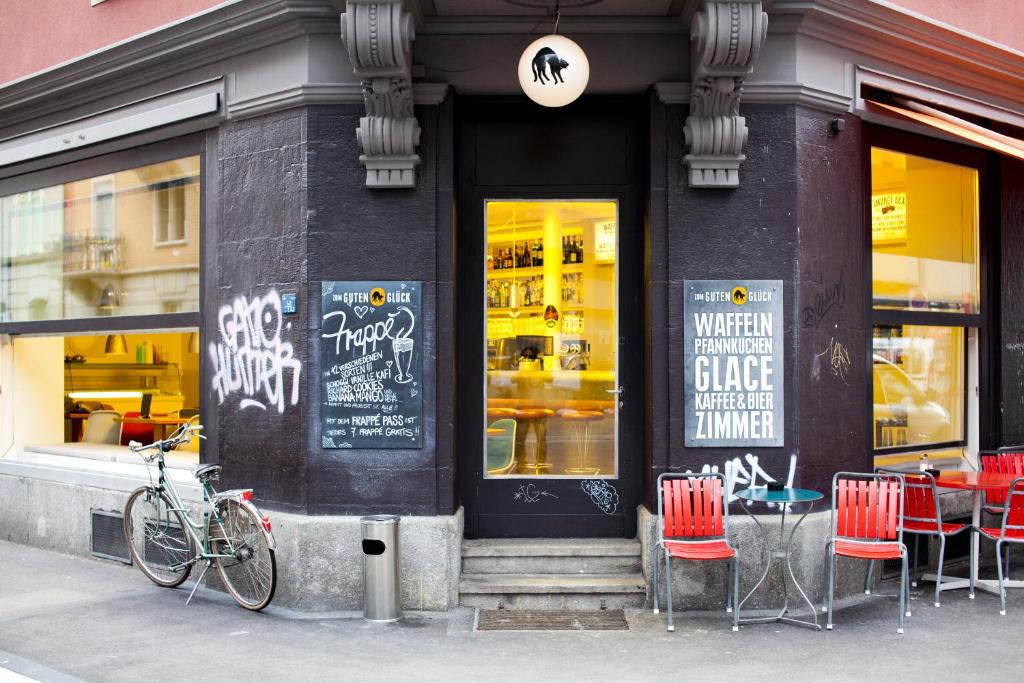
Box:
484, 200, 619, 479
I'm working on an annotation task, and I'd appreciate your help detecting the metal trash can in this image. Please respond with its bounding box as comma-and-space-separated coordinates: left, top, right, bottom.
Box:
361, 515, 401, 622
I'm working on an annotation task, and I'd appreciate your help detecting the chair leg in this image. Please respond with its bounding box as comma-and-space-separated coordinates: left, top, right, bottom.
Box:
996, 540, 1007, 616
912, 534, 920, 588
1005, 544, 1011, 580
665, 550, 674, 632
822, 542, 830, 612
652, 542, 660, 615
826, 545, 836, 630
732, 555, 740, 632
934, 535, 946, 607
724, 556, 732, 614
898, 551, 907, 634
864, 558, 875, 595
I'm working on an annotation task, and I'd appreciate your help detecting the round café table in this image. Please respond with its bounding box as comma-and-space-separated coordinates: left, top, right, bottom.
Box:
735, 487, 823, 630
923, 471, 1023, 598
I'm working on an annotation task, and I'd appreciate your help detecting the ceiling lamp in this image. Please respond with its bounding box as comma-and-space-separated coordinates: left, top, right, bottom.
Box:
517, 4, 590, 107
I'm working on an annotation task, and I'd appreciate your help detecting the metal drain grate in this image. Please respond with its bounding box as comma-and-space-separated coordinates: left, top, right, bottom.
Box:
477, 609, 628, 631
91, 510, 130, 564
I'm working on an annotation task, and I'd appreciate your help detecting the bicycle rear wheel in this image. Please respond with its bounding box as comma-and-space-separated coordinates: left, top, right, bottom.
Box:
211, 499, 276, 610
123, 487, 194, 587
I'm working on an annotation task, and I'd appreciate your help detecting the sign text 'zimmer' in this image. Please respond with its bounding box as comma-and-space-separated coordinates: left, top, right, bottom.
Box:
684, 280, 784, 447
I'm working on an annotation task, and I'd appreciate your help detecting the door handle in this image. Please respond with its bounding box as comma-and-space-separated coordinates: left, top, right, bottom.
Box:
606, 386, 624, 408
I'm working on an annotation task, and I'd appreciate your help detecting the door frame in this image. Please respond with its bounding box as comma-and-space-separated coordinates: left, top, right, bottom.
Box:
456, 96, 647, 538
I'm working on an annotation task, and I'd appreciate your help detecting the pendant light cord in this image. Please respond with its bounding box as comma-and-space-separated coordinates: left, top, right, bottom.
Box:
554, 2, 561, 35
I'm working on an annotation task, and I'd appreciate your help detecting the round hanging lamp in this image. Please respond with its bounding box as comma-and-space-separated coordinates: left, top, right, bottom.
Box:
518, 34, 589, 107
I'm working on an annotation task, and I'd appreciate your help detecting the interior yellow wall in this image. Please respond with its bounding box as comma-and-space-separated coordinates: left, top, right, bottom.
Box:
9, 336, 64, 448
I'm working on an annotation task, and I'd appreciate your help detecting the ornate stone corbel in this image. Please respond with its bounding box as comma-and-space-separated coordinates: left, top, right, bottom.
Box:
341, 0, 420, 189
684, 0, 768, 188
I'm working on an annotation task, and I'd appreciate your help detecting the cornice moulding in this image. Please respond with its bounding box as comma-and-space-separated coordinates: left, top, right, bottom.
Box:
656, 81, 851, 114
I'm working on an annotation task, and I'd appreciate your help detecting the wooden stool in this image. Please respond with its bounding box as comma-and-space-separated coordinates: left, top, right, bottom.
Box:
560, 410, 603, 475
513, 408, 555, 474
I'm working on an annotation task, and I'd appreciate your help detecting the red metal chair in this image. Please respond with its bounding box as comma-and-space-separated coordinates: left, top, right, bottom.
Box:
118, 411, 154, 447
978, 477, 1024, 615
980, 452, 1024, 575
652, 472, 739, 632
823, 472, 909, 633
876, 469, 969, 607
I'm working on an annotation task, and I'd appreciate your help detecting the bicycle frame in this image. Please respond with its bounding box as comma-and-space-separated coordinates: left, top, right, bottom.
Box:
139, 436, 276, 572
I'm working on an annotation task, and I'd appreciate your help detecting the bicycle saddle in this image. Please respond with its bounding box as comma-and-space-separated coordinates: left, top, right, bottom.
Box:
194, 463, 222, 482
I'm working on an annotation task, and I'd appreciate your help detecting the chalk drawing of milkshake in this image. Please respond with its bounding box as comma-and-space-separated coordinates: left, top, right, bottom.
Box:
392, 337, 414, 384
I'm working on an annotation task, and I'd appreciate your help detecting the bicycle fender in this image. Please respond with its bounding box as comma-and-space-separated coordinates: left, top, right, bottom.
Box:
213, 491, 277, 551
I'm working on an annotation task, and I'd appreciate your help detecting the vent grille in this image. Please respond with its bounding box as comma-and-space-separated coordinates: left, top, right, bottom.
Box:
143, 519, 187, 569
91, 510, 131, 564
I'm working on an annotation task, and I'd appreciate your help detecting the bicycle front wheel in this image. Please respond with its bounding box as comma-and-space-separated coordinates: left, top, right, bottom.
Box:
123, 486, 194, 587
211, 499, 276, 610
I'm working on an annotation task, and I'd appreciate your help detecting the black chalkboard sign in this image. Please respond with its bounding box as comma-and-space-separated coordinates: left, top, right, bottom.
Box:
320, 281, 423, 449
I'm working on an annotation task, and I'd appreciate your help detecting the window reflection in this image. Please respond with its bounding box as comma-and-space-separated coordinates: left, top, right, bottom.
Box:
873, 325, 963, 448
1, 156, 200, 322
484, 201, 617, 477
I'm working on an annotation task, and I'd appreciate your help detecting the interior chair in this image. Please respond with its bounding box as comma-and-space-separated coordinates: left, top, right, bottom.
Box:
823, 471, 909, 633
875, 469, 969, 607
485, 419, 516, 475
119, 410, 154, 446
978, 477, 1024, 615
82, 410, 120, 445
652, 472, 739, 632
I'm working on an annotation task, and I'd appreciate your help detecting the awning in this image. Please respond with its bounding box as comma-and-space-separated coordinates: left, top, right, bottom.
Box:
866, 96, 1024, 161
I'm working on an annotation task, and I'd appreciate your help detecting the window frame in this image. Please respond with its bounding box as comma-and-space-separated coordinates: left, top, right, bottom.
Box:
151, 177, 194, 247
865, 124, 996, 457
0, 134, 203, 336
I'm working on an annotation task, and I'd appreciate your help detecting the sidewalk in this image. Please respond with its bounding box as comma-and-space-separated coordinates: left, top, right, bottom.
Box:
2, 540, 1023, 682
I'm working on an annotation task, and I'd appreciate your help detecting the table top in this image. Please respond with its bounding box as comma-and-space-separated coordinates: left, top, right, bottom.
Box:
736, 487, 823, 503
935, 471, 1021, 491
114, 416, 191, 425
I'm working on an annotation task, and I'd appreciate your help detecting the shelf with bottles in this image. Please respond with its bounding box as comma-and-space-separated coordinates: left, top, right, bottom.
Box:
487, 231, 587, 272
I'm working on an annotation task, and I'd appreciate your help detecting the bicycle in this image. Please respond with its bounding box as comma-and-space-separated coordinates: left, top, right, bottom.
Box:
122, 423, 277, 610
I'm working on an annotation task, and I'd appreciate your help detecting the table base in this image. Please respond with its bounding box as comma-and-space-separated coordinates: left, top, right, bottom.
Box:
920, 573, 1024, 597
738, 502, 821, 631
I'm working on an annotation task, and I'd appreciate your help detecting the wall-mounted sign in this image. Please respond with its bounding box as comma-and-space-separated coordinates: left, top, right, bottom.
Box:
518, 34, 589, 108
593, 220, 616, 263
871, 192, 907, 244
320, 281, 423, 449
684, 280, 784, 447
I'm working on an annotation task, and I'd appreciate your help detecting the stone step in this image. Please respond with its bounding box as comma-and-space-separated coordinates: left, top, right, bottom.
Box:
462, 538, 641, 574
459, 573, 647, 610
459, 572, 647, 609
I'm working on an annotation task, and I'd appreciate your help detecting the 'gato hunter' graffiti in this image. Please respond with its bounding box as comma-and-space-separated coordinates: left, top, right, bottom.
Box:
209, 290, 302, 412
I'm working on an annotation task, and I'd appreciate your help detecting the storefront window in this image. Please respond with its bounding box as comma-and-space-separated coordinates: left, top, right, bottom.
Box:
484, 200, 617, 477
0, 156, 200, 322
870, 148, 979, 313
872, 325, 964, 448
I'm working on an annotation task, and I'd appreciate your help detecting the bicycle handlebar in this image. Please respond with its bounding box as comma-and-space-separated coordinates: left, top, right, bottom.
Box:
128, 423, 204, 461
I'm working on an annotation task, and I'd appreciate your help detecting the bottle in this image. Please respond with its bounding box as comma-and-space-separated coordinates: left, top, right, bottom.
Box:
919, 453, 930, 472
577, 236, 584, 264
569, 236, 578, 263
487, 248, 494, 271
562, 236, 568, 264
537, 240, 544, 266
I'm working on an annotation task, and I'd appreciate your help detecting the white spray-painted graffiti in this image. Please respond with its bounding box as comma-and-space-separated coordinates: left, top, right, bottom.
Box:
581, 480, 619, 515
209, 290, 302, 413
688, 453, 798, 507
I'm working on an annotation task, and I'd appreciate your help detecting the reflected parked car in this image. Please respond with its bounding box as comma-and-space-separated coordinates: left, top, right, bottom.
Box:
873, 354, 953, 447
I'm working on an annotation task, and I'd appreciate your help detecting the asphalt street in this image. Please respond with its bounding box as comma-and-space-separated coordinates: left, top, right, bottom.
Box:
2, 540, 1023, 682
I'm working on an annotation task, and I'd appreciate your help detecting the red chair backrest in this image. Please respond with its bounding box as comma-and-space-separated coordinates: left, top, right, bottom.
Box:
835, 477, 901, 541
661, 477, 724, 539
119, 411, 155, 446
902, 474, 937, 523
981, 453, 1024, 506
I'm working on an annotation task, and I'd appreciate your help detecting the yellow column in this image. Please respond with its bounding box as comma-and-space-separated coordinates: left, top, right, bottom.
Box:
543, 204, 562, 367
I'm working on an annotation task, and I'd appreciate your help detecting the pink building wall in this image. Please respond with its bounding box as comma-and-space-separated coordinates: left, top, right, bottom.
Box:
0, 0, 225, 86
883, 0, 1024, 52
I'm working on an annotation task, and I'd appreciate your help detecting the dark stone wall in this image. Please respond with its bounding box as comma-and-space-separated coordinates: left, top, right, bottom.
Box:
793, 109, 870, 484
207, 109, 311, 513
646, 101, 868, 503
205, 100, 456, 517
1000, 157, 1024, 446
